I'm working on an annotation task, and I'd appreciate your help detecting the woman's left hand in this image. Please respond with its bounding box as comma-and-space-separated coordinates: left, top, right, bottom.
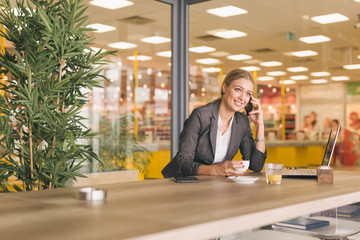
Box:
248, 96, 264, 126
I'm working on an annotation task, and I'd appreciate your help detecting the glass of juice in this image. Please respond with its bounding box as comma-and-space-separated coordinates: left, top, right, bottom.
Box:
265, 163, 284, 184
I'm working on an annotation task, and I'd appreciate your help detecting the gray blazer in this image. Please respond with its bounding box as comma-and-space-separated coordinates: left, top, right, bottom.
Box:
162, 100, 266, 178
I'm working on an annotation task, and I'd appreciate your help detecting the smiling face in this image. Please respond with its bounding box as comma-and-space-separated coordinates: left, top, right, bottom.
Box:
222, 78, 254, 113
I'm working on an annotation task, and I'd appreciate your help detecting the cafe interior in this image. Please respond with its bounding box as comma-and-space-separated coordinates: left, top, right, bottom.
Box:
2, 0, 360, 239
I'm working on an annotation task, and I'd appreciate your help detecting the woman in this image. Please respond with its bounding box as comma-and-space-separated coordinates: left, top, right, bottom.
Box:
162, 69, 266, 178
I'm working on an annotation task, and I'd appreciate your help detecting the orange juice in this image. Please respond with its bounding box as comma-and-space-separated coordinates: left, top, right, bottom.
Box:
266, 174, 282, 184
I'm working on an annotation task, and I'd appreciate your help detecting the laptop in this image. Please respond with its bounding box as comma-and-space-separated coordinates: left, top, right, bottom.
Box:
282, 125, 341, 179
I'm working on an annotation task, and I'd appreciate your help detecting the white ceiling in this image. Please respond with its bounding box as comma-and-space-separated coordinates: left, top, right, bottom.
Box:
7, 0, 360, 86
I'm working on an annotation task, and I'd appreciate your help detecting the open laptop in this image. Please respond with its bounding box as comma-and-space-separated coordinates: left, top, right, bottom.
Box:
282, 125, 341, 179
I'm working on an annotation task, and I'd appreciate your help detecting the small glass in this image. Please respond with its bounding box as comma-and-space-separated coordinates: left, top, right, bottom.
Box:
265, 163, 284, 184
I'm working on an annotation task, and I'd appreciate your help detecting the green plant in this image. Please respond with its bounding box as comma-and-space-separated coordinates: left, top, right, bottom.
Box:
98, 116, 151, 175
0, 0, 115, 191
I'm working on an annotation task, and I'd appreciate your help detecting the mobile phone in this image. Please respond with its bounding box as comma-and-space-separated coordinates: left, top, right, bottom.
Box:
245, 101, 253, 115
172, 176, 199, 183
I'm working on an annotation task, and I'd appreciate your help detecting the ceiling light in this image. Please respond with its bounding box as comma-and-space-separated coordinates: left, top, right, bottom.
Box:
127, 55, 152, 61
257, 76, 274, 81
311, 13, 349, 24
290, 75, 308, 80
355, 0, 360, 2
108, 41, 137, 49
310, 72, 330, 77
331, 76, 349, 81
207, 5, 247, 17
267, 71, 286, 76
90, 0, 133, 10
240, 66, 260, 71
207, 29, 247, 39
291, 50, 318, 57
310, 79, 328, 84
88, 23, 116, 33
141, 36, 171, 44
202, 67, 221, 73
196, 58, 220, 64
227, 54, 252, 61
299, 35, 331, 44
344, 64, 360, 69
280, 80, 296, 84
156, 51, 171, 57
209, 51, 230, 57
287, 67, 308, 72
260, 61, 282, 67
189, 46, 216, 53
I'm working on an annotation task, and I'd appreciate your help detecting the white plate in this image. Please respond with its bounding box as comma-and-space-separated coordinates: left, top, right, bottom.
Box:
227, 176, 259, 184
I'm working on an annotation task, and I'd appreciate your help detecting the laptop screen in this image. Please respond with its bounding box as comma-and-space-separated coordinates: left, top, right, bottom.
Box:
321, 125, 341, 166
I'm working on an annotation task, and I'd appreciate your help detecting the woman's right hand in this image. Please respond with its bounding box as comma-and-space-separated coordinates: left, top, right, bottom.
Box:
210, 161, 246, 176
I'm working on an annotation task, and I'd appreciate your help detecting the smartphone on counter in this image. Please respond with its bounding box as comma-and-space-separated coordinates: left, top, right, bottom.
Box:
172, 176, 199, 183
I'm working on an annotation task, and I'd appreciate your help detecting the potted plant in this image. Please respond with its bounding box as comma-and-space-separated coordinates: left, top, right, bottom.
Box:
0, 0, 114, 191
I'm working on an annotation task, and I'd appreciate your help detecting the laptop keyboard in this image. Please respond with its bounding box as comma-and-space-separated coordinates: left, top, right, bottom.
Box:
282, 168, 317, 176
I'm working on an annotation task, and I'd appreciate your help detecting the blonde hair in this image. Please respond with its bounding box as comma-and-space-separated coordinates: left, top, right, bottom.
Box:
221, 69, 255, 96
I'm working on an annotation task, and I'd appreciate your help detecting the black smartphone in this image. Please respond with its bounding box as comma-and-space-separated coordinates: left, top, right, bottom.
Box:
172, 176, 199, 183
245, 101, 253, 115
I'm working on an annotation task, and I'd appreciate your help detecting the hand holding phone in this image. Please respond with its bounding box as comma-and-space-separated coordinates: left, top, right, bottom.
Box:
245, 99, 254, 115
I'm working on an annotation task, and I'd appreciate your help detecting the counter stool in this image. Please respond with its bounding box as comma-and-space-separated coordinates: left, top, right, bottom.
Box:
272, 216, 360, 240
234, 230, 320, 240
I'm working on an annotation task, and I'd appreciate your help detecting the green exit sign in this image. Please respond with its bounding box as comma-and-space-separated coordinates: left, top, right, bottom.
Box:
287, 32, 295, 41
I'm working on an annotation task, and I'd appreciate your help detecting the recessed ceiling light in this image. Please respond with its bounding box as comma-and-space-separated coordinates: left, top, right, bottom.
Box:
311, 13, 349, 24
310, 79, 328, 84
257, 76, 274, 81
127, 55, 152, 61
331, 76, 349, 81
260, 61, 282, 67
202, 67, 221, 73
227, 54, 252, 61
189, 46, 216, 53
354, 0, 360, 2
287, 67, 309, 72
290, 75, 308, 80
206, 5, 247, 17
299, 35, 331, 44
291, 50, 318, 57
156, 51, 171, 58
209, 51, 230, 57
280, 80, 296, 84
207, 29, 247, 39
344, 64, 360, 69
311, 72, 330, 77
108, 41, 137, 49
90, 0, 133, 10
88, 23, 116, 33
196, 58, 220, 65
141, 36, 171, 44
267, 71, 286, 76
240, 66, 260, 71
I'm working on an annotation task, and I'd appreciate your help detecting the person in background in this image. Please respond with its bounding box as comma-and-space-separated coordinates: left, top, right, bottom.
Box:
161, 69, 266, 178
302, 115, 317, 140
343, 112, 360, 166
322, 117, 332, 140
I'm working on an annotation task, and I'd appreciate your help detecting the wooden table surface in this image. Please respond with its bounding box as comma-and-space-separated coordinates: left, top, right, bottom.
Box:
2, 170, 360, 240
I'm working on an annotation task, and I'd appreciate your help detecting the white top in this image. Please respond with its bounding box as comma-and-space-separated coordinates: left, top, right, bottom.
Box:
213, 114, 233, 164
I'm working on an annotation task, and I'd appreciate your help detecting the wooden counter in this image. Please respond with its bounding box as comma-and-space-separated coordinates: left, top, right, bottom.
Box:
2, 170, 360, 240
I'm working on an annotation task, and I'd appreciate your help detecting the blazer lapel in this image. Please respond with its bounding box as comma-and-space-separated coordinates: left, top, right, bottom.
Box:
225, 113, 243, 159
209, 100, 220, 157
